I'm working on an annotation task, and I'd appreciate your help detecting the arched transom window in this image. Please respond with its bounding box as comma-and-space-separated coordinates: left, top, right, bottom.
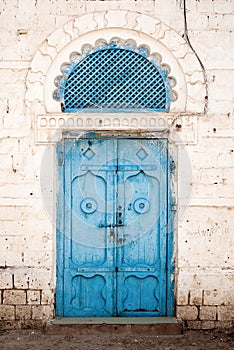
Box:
53, 38, 177, 113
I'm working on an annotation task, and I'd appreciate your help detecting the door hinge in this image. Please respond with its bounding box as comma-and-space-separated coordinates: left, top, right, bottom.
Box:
58, 151, 64, 166
170, 160, 175, 173
171, 204, 177, 211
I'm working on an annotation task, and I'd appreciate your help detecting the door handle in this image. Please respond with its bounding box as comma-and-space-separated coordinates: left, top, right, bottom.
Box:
117, 208, 124, 226
109, 227, 115, 241
99, 223, 125, 228
99, 223, 111, 228
99, 224, 116, 240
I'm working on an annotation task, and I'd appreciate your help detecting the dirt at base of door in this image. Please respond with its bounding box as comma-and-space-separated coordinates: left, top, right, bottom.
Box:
1, 329, 234, 350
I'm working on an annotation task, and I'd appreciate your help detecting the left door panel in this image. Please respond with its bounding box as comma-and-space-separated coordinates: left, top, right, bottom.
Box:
57, 139, 117, 317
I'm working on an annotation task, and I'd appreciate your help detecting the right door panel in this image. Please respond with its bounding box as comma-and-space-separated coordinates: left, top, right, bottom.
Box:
116, 139, 168, 316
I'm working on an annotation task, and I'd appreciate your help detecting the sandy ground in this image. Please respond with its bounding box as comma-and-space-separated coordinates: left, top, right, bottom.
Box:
0, 329, 234, 350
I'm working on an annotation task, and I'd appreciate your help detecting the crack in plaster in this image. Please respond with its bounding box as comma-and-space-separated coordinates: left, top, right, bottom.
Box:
187, 95, 204, 104
160, 29, 186, 48
44, 39, 58, 54
63, 25, 73, 42
121, 10, 128, 28
104, 10, 128, 28
102, 11, 108, 28
41, 40, 58, 60
154, 23, 165, 40
123, 11, 128, 28
27, 72, 45, 84
177, 51, 194, 61
73, 14, 97, 35
185, 72, 204, 85
39, 49, 54, 65
157, 28, 169, 41
103, 11, 109, 29
133, 14, 142, 31
71, 19, 80, 38
47, 30, 71, 53
125, 11, 133, 28
92, 12, 102, 31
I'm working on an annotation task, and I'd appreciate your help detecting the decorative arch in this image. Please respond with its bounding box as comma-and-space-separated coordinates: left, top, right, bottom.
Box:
25, 10, 206, 143
53, 38, 178, 113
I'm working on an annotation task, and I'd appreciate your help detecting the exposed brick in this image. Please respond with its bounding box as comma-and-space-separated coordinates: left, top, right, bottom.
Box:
27, 290, 40, 305
200, 306, 217, 321
214, 0, 234, 14
0, 274, 13, 289
204, 290, 225, 306
177, 306, 198, 321
177, 290, 188, 306
14, 274, 30, 289
0, 0, 233, 331
214, 321, 233, 329
0, 206, 33, 221
15, 305, 31, 320
0, 305, 15, 320
201, 321, 215, 330
0, 252, 25, 267
0, 319, 46, 330
3, 290, 26, 305
188, 30, 233, 69
217, 306, 234, 321
32, 305, 53, 320
186, 321, 202, 330
225, 290, 234, 306
29, 272, 51, 290
41, 289, 54, 305
190, 289, 203, 306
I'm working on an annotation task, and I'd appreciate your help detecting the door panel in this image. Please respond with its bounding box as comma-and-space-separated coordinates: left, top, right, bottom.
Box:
71, 172, 107, 265
63, 139, 117, 317
118, 274, 159, 312
58, 137, 168, 317
116, 139, 167, 316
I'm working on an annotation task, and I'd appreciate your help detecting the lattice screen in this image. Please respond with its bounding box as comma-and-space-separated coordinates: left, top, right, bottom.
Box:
53, 40, 177, 112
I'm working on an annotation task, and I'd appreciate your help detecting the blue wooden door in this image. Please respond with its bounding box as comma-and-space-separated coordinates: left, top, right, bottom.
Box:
57, 138, 168, 317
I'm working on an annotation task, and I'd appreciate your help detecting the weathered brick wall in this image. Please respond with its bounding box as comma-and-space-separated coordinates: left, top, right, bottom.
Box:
0, 0, 233, 329
175, 0, 234, 329
0, 270, 54, 327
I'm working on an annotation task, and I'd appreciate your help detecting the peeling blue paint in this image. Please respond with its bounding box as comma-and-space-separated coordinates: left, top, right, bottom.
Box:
56, 136, 175, 317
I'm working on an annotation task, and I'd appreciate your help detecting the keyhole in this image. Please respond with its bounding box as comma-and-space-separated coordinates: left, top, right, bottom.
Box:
118, 211, 122, 225
139, 203, 145, 209
86, 203, 92, 209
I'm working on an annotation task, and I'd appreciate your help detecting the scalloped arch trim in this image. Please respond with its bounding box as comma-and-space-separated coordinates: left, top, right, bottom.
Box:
53, 37, 178, 113
26, 10, 206, 115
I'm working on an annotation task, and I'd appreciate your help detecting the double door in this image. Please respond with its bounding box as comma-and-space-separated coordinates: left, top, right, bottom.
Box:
56, 137, 169, 317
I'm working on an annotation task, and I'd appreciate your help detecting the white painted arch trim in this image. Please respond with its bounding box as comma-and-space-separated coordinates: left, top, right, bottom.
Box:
26, 10, 206, 118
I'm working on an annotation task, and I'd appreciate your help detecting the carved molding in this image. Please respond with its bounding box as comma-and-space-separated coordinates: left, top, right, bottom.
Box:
35, 113, 198, 145
26, 10, 207, 119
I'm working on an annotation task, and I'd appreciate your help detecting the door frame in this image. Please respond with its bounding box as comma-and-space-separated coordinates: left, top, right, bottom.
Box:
56, 132, 175, 317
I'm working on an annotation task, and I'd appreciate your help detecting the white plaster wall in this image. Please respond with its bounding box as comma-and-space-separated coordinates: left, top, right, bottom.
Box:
0, 0, 233, 328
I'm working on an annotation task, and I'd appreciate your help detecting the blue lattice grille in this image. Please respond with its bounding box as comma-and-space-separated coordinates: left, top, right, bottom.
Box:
53, 41, 177, 112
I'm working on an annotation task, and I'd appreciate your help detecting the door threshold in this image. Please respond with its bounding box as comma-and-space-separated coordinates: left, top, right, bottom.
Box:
51, 316, 179, 325
46, 317, 184, 335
